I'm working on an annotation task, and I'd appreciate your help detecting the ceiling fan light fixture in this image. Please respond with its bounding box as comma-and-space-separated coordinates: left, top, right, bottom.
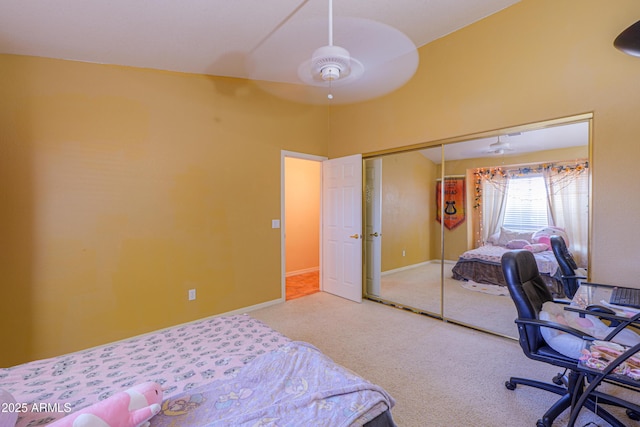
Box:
488, 137, 513, 155
312, 45, 351, 81
321, 66, 340, 81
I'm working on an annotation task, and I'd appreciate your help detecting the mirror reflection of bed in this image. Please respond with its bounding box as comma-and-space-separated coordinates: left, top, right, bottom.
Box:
364, 116, 590, 339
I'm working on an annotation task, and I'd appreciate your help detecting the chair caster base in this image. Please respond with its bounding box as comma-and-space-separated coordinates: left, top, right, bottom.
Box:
505, 380, 517, 390
552, 374, 564, 385
536, 419, 549, 427
628, 409, 640, 421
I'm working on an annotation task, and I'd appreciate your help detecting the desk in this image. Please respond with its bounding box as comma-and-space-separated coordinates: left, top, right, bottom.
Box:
571, 282, 640, 316
571, 282, 617, 308
563, 283, 640, 425
569, 283, 640, 382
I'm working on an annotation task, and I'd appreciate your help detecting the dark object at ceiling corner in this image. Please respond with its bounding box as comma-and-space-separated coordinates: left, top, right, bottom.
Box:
614, 20, 640, 57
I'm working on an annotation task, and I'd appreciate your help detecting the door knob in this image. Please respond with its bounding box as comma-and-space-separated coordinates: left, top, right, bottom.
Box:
369, 232, 379, 237
349, 234, 361, 239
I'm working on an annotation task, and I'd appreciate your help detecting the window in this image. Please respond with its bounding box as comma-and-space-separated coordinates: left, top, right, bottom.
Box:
476, 159, 588, 265
502, 174, 548, 231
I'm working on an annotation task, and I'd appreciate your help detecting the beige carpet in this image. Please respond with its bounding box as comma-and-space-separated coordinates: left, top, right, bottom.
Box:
378, 261, 518, 338
249, 292, 639, 427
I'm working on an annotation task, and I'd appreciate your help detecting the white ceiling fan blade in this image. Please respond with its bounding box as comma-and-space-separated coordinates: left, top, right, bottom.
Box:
331, 17, 418, 69
249, 16, 418, 104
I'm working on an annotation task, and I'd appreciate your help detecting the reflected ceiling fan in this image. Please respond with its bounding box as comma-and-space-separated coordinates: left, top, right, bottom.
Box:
488, 137, 515, 155
248, 0, 419, 105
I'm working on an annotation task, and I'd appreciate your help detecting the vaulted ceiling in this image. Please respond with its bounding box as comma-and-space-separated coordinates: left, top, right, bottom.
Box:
0, 0, 520, 80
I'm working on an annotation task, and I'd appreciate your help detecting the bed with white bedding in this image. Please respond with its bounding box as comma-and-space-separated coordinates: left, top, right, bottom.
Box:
0, 314, 395, 427
451, 244, 562, 293
451, 226, 567, 297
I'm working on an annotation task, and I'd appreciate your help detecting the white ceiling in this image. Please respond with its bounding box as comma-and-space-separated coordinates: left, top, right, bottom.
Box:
420, 121, 589, 163
1, 0, 588, 151
0, 0, 520, 101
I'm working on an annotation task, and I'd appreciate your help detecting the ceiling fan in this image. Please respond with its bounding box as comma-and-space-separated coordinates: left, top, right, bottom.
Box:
488, 137, 515, 155
248, 0, 419, 105
296, 0, 364, 96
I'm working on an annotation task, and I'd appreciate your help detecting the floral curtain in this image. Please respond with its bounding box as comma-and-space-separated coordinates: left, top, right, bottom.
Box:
542, 161, 589, 266
473, 160, 589, 266
472, 168, 508, 246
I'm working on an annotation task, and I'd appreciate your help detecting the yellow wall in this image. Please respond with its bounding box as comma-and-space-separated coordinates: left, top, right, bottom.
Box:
5, 0, 640, 367
0, 55, 328, 366
329, 0, 640, 286
381, 151, 435, 271
284, 157, 321, 274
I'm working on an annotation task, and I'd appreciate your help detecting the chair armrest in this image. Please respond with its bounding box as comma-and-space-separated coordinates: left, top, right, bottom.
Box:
514, 318, 595, 341
564, 305, 640, 322
564, 306, 640, 340
603, 311, 640, 341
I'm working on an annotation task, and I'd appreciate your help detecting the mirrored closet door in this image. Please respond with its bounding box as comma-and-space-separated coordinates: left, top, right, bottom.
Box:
364, 115, 591, 339
364, 145, 443, 317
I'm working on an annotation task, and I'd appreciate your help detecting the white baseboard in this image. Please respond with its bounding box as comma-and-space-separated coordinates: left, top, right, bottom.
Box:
160, 298, 285, 331
285, 267, 319, 277
74, 297, 285, 354
381, 259, 456, 276
381, 261, 433, 276
228, 298, 284, 315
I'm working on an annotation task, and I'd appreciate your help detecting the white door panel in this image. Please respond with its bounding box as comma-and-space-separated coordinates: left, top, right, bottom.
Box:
322, 154, 363, 302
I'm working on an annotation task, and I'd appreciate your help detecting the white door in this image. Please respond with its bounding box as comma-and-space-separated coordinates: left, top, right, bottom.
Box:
365, 158, 382, 296
322, 154, 363, 302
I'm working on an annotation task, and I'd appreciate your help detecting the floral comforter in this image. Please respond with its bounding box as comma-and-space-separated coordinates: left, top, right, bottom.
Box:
150, 341, 395, 427
1, 315, 394, 427
0, 315, 290, 427
457, 244, 559, 275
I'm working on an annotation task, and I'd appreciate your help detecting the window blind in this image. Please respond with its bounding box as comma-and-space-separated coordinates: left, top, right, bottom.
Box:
502, 174, 548, 231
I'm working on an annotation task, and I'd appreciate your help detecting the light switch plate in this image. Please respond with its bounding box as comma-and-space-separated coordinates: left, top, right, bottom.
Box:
272, 219, 280, 229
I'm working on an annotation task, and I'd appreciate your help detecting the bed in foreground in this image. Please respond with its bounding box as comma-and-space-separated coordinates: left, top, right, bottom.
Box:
0, 314, 395, 427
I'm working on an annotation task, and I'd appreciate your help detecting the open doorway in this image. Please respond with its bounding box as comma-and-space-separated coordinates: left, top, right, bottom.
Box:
282, 152, 324, 300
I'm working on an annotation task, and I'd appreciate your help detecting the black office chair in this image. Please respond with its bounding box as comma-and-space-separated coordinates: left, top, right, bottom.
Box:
501, 250, 639, 427
550, 235, 585, 299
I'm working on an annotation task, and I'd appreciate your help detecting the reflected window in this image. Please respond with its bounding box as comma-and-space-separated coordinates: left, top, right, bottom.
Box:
502, 174, 548, 231
475, 159, 589, 266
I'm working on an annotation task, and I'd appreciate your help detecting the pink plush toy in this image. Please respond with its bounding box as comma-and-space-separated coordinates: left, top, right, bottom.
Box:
532, 226, 569, 248
49, 382, 163, 427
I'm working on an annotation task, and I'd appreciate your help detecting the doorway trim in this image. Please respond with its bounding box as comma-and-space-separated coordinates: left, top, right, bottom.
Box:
281, 150, 328, 300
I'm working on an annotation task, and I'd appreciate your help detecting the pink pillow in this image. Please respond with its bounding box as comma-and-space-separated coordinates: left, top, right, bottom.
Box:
535, 235, 551, 247
49, 382, 163, 427
506, 239, 530, 249
524, 243, 549, 253
532, 227, 569, 247
0, 389, 18, 427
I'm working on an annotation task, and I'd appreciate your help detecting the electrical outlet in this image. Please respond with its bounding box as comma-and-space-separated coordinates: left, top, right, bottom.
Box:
188, 289, 196, 301
402, 250, 406, 257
